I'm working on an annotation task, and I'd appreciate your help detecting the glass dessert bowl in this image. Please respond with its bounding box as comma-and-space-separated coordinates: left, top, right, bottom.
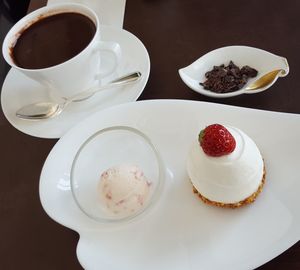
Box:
70, 126, 164, 223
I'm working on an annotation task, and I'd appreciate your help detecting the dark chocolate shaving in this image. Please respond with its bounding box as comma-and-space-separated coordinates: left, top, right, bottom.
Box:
200, 61, 258, 93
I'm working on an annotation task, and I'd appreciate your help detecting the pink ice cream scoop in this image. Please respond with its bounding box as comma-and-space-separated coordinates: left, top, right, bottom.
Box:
98, 164, 152, 216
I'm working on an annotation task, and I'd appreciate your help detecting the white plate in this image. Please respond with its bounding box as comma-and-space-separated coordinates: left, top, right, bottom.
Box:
40, 100, 300, 270
1, 25, 150, 138
179, 46, 289, 98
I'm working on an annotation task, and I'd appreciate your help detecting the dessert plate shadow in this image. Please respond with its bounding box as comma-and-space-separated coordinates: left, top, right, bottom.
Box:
40, 100, 300, 270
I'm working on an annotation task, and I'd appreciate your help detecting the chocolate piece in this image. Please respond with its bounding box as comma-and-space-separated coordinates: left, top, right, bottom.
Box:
200, 61, 258, 93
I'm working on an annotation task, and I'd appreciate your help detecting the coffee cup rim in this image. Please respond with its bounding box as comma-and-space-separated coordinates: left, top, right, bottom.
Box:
2, 3, 100, 72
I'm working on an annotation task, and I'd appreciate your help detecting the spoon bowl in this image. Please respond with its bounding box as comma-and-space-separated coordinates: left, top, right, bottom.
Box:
179, 46, 289, 98
244, 69, 286, 91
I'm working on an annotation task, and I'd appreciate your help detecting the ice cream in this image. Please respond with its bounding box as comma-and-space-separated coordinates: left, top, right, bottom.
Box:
187, 124, 265, 207
98, 164, 152, 216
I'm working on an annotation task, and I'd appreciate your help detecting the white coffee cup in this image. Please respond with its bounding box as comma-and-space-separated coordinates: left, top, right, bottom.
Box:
2, 3, 121, 100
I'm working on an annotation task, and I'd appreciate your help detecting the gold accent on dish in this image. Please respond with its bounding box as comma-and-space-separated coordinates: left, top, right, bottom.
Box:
246, 70, 284, 90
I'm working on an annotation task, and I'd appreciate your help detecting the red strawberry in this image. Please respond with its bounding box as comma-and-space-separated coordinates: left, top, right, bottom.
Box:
198, 124, 236, 157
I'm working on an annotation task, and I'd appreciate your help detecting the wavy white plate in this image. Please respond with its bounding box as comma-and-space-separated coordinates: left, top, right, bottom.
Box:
40, 100, 300, 270
179, 46, 289, 98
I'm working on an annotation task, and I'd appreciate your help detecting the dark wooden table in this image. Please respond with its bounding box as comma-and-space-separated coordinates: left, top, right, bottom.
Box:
1, 0, 299, 269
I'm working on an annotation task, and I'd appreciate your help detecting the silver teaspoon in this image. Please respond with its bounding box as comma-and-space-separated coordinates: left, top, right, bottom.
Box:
16, 72, 142, 120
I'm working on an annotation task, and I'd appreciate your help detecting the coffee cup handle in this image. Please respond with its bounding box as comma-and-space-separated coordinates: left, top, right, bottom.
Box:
93, 40, 122, 78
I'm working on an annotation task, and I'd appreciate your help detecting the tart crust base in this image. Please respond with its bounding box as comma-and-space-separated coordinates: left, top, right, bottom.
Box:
192, 167, 266, 209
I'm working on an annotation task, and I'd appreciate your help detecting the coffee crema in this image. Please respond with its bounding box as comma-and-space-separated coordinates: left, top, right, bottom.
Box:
11, 12, 96, 69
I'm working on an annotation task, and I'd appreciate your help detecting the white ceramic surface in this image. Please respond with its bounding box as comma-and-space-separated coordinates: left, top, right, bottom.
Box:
2, 3, 122, 100
179, 46, 289, 98
40, 100, 300, 270
1, 26, 150, 138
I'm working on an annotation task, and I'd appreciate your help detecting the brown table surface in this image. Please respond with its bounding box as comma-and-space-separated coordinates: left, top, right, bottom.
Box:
1, 0, 300, 269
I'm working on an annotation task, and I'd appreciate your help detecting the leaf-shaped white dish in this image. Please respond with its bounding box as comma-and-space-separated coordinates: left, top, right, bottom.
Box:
40, 100, 300, 270
179, 46, 289, 98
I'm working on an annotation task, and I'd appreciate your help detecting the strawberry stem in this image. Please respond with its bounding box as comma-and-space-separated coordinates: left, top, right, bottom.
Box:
198, 129, 205, 144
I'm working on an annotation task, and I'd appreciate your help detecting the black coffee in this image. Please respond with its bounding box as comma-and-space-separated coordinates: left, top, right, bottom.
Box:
11, 12, 96, 69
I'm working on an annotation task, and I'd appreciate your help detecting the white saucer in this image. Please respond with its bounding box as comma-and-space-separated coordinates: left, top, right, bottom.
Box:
40, 100, 300, 270
1, 26, 150, 138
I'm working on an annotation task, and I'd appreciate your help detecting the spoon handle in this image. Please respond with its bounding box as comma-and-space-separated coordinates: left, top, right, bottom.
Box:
67, 71, 142, 103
